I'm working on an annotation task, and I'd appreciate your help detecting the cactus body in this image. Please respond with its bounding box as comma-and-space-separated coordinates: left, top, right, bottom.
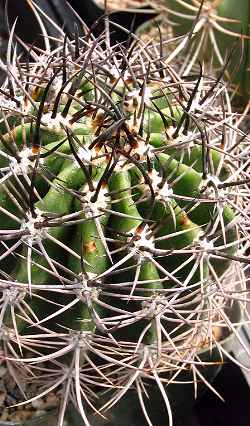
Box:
0, 5, 249, 425
152, 0, 250, 100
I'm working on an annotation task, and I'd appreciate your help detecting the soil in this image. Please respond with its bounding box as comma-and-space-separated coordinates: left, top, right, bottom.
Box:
0, 363, 61, 425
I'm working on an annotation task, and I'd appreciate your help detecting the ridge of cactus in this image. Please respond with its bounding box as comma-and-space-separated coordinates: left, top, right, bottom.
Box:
0, 1, 249, 425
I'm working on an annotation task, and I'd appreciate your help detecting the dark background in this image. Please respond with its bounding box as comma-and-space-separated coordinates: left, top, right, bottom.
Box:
0, 0, 155, 47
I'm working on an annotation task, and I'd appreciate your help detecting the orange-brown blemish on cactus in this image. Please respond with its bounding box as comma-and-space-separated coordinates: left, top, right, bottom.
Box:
101, 181, 108, 189
31, 86, 41, 101
135, 224, 144, 235
105, 153, 111, 162
130, 133, 144, 150
126, 77, 134, 85
32, 145, 41, 155
84, 241, 97, 254
94, 143, 102, 155
220, 137, 225, 150
133, 224, 145, 242
91, 112, 105, 132
109, 76, 117, 85
179, 212, 191, 227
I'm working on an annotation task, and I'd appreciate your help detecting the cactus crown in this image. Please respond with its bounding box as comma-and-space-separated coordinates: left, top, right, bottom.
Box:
0, 2, 249, 424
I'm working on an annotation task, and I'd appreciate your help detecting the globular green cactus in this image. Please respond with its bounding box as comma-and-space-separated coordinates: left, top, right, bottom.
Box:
147, 0, 250, 101
104, 0, 250, 101
0, 2, 249, 425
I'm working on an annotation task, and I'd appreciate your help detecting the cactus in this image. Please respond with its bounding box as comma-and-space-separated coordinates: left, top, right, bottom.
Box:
164, 1, 250, 97
0, 2, 249, 425
146, 0, 250, 101
95, 0, 151, 9
101, 0, 250, 101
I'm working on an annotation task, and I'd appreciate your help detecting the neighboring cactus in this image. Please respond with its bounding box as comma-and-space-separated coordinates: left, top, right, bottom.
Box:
100, 0, 250, 101
0, 1, 249, 424
160, 0, 250, 99
95, 0, 151, 9
147, 0, 250, 101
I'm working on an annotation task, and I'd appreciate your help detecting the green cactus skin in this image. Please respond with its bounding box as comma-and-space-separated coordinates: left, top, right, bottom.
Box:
0, 6, 248, 425
157, 0, 250, 100
216, 0, 250, 97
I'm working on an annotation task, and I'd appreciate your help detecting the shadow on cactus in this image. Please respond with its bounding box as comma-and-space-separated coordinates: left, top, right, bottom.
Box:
0, 1, 249, 425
